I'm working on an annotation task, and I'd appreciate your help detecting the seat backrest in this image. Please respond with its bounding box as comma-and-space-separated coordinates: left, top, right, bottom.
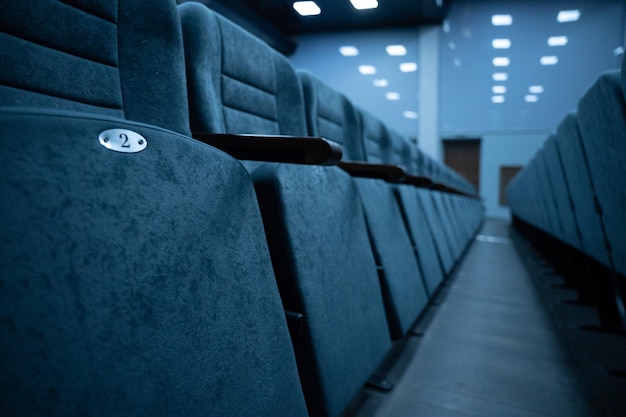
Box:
180, 2, 306, 137
577, 69, 626, 276
0, 1, 309, 415
0, 0, 190, 135
555, 113, 611, 268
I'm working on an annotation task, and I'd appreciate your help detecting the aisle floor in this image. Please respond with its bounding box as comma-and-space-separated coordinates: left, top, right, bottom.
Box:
351, 219, 618, 417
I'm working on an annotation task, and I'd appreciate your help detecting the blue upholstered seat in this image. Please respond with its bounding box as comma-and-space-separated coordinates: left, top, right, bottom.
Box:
0, 1, 309, 415
386, 129, 446, 296
299, 72, 428, 338
179, 4, 391, 417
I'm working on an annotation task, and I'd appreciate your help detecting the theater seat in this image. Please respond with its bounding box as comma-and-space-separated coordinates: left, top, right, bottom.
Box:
179, 4, 391, 417
0, 1, 308, 415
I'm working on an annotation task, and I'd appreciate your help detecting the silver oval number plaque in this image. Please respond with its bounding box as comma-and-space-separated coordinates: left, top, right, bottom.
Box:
98, 129, 147, 153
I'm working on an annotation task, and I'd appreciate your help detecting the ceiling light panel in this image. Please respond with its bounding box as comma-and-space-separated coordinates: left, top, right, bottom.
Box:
358, 65, 377, 75
350, 0, 378, 10
386, 45, 407, 56
492, 57, 510, 66
493, 72, 508, 81
491, 14, 512, 26
525, 95, 539, 102
403, 111, 419, 119
292, 1, 321, 16
557, 10, 580, 22
492, 38, 511, 49
386, 92, 401, 100
540, 56, 558, 65
548, 36, 568, 46
529, 85, 544, 94
492, 95, 505, 103
339, 46, 359, 56
373, 79, 388, 87
492, 85, 507, 94
399, 62, 418, 72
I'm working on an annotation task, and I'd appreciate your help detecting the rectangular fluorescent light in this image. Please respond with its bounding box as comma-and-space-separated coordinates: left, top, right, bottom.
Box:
399, 62, 418, 72
403, 111, 419, 119
373, 79, 388, 87
540, 56, 558, 65
529, 85, 544, 94
492, 85, 507, 94
492, 57, 510, 66
557, 10, 580, 22
492, 14, 512, 26
358, 65, 377, 75
492, 95, 505, 103
350, 0, 378, 10
293, 1, 321, 16
339, 46, 359, 56
386, 45, 407, 56
548, 36, 568, 46
492, 38, 511, 49
525, 95, 539, 102
386, 92, 401, 101
493, 72, 508, 81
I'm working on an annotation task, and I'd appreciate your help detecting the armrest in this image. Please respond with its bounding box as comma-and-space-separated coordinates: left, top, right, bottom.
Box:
399, 175, 433, 188
338, 161, 406, 182
192, 133, 343, 166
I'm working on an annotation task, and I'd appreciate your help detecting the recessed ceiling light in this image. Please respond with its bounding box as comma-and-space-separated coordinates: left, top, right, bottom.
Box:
547, 36, 568, 46
373, 79, 388, 87
557, 10, 580, 23
293, 1, 321, 16
492, 95, 505, 103
386, 45, 407, 56
615, 46, 625, 56
493, 72, 508, 81
403, 111, 419, 119
358, 65, 377, 75
525, 95, 539, 102
492, 57, 510, 66
492, 38, 511, 49
386, 92, 401, 100
339, 46, 359, 56
399, 62, 418, 72
350, 0, 378, 10
529, 85, 544, 94
492, 85, 507, 94
491, 14, 512, 26
540, 56, 558, 65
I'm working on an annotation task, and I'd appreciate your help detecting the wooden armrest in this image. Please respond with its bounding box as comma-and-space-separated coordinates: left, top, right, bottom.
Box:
338, 161, 406, 182
192, 133, 343, 166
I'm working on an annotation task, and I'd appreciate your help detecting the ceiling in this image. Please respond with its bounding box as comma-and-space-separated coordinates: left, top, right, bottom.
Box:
178, 0, 449, 54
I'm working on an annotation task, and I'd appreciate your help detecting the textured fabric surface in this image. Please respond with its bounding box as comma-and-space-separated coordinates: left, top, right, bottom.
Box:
533, 153, 565, 240
253, 164, 391, 417
299, 70, 364, 161
418, 189, 455, 274
180, 2, 306, 137
180, 5, 390, 416
541, 136, 582, 250
432, 192, 463, 261
355, 178, 429, 338
0, 110, 308, 417
577, 71, 626, 276
555, 114, 610, 268
0, 0, 190, 135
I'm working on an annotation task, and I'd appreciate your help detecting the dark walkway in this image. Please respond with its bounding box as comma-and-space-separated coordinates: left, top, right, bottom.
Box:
352, 219, 625, 417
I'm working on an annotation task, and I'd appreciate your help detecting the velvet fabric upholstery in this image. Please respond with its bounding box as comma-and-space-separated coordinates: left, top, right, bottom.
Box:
179, 4, 391, 416
542, 136, 582, 250
386, 132, 446, 296
0, 109, 308, 416
554, 114, 610, 268
0, 0, 190, 135
299, 80, 428, 338
577, 70, 626, 276
1, 0, 310, 414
